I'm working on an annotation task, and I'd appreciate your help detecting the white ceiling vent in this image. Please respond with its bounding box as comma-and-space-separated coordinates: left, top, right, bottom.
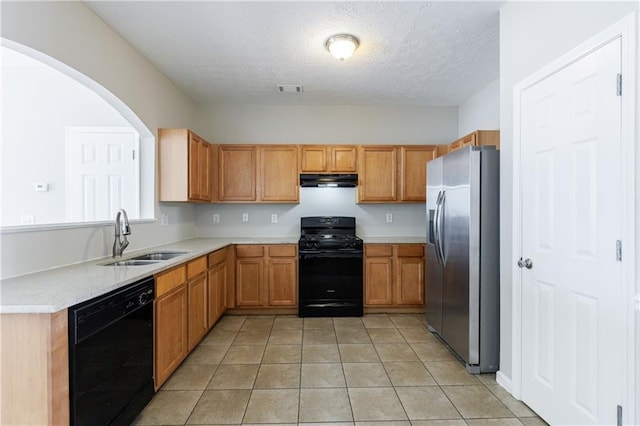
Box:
277, 85, 303, 94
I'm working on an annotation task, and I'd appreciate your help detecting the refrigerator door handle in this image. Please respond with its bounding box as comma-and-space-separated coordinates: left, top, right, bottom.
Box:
434, 190, 445, 266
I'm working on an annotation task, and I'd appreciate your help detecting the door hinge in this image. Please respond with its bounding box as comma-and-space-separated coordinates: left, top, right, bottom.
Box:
617, 74, 622, 96
132, 150, 136, 160
616, 240, 622, 261
617, 405, 622, 426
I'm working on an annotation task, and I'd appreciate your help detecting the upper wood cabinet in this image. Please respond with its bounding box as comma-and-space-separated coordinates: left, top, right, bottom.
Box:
300, 145, 357, 173
358, 145, 436, 203
438, 130, 500, 156
260, 146, 299, 202
218, 145, 257, 201
159, 128, 211, 202
217, 145, 298, 203
399, 146, 437, 202
358, 146, 397, 202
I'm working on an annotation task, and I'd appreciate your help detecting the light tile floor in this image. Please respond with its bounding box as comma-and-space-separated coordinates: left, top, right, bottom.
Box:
134, 314, 547, 426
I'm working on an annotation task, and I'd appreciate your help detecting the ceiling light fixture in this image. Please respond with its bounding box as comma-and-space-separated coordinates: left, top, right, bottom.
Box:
325, 34, 360, 61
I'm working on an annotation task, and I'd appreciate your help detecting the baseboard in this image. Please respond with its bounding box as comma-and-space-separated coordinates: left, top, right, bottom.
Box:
496, 370, 513, 394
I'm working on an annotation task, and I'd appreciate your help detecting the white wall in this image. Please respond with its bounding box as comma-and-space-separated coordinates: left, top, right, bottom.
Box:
197, 188, 425, 238
194, 104, 458, 238
498, 0, 638, 386
195, 104, 458, 145
0, 2, 198, 278
458, 78, 500, 137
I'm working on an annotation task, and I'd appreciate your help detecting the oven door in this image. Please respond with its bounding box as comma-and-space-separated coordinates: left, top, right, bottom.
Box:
298, 250, 363, 316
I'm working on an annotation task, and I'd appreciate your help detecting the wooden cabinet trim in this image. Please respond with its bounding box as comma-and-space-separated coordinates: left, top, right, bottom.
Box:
236, 245, 265, 258
187, 256, 207, 279
268, 245, 297, 257
365, 244, 394, 257
396, 244, 425, 257
208, 249, 227, 266
155, 265, 187, 297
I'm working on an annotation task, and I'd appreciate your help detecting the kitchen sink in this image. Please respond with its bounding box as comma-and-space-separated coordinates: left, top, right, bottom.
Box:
102, 251, 188, 266
103, 259, 162, 266
130, 251, 187, 261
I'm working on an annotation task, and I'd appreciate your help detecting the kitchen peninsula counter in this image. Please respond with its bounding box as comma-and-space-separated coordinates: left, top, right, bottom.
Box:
0, 237, 297, 314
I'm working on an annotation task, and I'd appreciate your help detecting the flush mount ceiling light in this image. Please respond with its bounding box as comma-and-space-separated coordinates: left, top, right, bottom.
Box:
325, 34, 360, 61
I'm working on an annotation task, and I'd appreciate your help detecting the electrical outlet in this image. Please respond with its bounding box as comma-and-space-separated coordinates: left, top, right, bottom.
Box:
161, 213, 169, 226
20, 215, 35, 225
271, 213, 278, 224
242, 213, 249, 222
213, 213, 220, 224
386, 213, 393, 223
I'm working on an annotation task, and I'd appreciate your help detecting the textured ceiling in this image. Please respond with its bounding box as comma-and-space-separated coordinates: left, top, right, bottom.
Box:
85, 1, 502, 106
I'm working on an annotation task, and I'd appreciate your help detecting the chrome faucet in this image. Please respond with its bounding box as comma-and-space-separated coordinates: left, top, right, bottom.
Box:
112, 209, 131, 257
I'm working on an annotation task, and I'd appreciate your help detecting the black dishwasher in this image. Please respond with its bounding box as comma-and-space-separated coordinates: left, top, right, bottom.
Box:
68, 276, 155, 426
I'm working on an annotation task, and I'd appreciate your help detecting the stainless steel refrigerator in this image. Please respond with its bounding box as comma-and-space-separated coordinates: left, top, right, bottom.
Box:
426, 145, 500, 373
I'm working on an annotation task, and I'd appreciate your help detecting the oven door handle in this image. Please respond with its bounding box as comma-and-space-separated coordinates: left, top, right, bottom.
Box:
300, 251, 363, 259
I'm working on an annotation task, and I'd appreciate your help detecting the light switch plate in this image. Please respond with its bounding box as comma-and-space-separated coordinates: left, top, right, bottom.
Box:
242, 213, 249, 222
213, 213, 220, 224
161, 213, 169, 226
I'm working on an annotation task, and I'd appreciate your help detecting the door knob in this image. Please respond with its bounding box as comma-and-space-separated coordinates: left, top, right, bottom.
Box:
517, 258, 533, 269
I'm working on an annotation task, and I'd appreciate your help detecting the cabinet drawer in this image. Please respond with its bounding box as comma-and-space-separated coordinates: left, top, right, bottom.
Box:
236, 245, 265, 258
268, 245, 297, 257
208, 248, 227, 266
365, 245, 393, 257
396, 245, 424, 257
187, 256, 207, 279
156, 265, 187, 297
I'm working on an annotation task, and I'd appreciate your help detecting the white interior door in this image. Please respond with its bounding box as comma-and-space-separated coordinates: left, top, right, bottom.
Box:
66, 127, 139, 222
520, 37, 623, 425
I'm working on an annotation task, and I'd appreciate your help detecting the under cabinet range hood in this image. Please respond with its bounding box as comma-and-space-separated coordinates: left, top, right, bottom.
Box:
300, 174, 358, 188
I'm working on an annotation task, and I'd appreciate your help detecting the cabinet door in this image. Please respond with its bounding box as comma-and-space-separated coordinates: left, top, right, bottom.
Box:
208, 260, 226, 328
155, 285, 188, 389
268, 258, 297, 306
395, 257, 425, 305
218, 145, 256, 201
187, 273, 208, 351
187, 134, 210, 201
399, 146, 437, 202
260, 146, 299, 202
236, 258, 265, 306
188, 135, 201, 200
329, 146, 357, 172
199, 141, 210, 201
300, 145, 327, 172
364, 257, 394, 305
358, 146, 397, 202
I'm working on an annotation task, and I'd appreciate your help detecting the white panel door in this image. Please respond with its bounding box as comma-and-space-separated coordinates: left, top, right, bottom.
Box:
66, 127, 139, 222
520, 37, 623, 425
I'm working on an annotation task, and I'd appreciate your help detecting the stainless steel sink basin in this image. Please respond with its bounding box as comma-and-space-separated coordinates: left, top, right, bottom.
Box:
102, 251, 188, 266
104, 259, 162, 266
130, 251, 187, 261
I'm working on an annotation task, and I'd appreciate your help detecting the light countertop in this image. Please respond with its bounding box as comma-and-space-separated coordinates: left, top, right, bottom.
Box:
0, 236, 424, 314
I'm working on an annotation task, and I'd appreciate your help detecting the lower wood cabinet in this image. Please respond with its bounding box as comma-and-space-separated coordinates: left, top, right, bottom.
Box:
235, 244, 297, 308
154, 265, 188, 389
186, 256, 208, 351
208, 248, 228, 327
364, 244, 425, 307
